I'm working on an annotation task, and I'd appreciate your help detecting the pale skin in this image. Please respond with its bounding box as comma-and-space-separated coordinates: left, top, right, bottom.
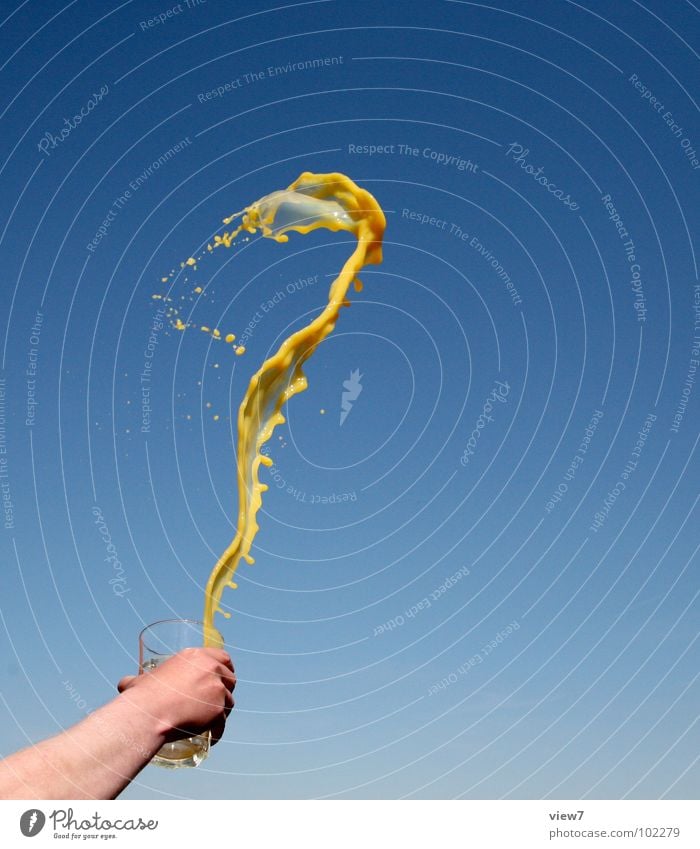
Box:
0, 648, 235, 800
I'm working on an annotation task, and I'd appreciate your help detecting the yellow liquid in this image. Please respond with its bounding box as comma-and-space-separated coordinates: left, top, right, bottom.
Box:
201, 172, 385, 646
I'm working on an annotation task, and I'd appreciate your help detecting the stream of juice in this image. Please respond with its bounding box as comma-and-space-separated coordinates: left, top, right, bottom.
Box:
199, 172, 386, 646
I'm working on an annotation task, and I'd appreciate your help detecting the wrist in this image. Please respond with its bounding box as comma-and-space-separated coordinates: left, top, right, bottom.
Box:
115, 687, 172, 750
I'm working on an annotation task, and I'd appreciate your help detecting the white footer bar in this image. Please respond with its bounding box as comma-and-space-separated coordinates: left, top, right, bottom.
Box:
1, 800, 698, 847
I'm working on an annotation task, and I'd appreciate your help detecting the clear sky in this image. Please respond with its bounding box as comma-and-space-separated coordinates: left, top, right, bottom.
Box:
0, 0, 698, 800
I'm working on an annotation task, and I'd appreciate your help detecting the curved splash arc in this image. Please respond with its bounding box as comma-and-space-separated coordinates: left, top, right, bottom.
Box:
203, 172, 386, 646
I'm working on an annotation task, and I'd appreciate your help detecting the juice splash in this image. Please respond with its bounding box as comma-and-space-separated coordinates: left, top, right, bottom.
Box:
201, 172, 385, 646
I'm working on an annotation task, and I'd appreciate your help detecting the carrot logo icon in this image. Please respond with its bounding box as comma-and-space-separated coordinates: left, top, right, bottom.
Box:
340, 369, 363, 426
20, 809, 45, 837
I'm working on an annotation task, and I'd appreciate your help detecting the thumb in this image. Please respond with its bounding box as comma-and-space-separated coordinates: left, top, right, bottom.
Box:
117, 675, 137, 693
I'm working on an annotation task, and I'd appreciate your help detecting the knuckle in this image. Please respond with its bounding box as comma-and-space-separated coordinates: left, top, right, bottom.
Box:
181, 647, 199, 660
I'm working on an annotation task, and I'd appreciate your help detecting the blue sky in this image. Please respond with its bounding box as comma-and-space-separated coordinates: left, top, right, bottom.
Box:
0, 0, 698, 799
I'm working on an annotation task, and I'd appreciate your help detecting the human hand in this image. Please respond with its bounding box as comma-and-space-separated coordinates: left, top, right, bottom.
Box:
117, 648, 235, 744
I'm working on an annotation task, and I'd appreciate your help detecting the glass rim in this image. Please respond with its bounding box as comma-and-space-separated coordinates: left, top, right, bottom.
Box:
139, 618, 206, 656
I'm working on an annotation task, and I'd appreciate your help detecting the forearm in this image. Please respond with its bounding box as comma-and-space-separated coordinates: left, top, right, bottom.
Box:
0, 691, 166, 800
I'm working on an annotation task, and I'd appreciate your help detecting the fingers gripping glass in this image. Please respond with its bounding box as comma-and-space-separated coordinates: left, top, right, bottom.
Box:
138, 618, 222, 769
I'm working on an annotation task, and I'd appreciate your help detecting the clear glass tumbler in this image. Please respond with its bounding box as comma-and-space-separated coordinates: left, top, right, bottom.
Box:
138, 618, 221, 769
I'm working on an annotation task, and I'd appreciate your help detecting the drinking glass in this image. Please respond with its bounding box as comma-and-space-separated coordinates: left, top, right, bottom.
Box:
138, 618, 221, 769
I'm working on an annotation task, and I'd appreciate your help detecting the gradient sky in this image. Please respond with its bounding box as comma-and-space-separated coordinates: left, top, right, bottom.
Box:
0, 0, 698, 800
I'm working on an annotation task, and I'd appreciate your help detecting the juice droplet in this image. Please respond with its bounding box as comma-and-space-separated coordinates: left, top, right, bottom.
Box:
235, 345, 246, 355
225, 334, 236, 343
